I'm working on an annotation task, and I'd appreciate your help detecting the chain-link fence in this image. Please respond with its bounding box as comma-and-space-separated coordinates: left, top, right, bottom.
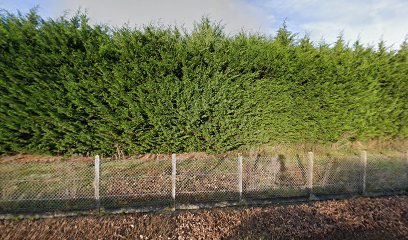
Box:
176, 156, 239, 205
0, 160, 95, 214
0, 151, 407, 215
100, 156, 173, 210
243, 154, 309, 200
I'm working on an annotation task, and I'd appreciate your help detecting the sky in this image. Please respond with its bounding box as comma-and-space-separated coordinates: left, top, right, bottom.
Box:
1, 0, 407, 49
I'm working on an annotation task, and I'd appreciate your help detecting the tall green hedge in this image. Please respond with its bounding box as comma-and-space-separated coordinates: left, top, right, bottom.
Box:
0, 10, 407, 155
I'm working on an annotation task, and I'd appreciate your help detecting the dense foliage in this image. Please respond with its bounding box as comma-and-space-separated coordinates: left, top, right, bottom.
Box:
0, 10, 407, 155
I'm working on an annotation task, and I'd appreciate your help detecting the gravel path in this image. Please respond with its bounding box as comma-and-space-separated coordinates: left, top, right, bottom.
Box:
1, 196, 407, 240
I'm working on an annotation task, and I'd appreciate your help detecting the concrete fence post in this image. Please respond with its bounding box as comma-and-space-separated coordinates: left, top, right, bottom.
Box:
361, 151, 367, 195
94, 155, 100, 209
307, 152, 314, 199
172, 154, 177, 205
238, 155, 243, 201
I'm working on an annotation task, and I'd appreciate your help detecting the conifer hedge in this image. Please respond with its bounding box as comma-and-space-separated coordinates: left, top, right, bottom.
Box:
0, 10, 407, 155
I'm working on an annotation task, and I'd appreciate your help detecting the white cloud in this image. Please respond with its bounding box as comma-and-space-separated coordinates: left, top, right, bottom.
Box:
57, 0, 272, 35
257, 0, 408, 48
12, 0, 407, 48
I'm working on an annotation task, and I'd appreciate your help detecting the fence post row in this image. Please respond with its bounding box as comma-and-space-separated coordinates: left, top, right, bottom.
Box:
307, 152, 314, 199
361, 151, 367, 195
171, 154, 177, 203
238, 155, 243, 201
94, 155, 100, 209
90, 150, 402, 211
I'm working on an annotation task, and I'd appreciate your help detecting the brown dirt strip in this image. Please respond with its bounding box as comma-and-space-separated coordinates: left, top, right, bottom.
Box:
1, 196, 407, 240
0, 152, 218, 163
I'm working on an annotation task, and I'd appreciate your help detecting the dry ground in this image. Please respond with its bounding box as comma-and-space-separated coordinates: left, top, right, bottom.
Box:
1, 196, 407, 240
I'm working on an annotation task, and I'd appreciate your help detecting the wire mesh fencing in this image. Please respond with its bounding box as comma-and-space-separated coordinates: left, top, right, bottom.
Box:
243, 154, 309, 200
0, 160, 95, 214
366, 152, 408, 193
176, 156, 239, 205
312, 154, 363, 196
99, 156, 173, 210
0, 151, 407, 215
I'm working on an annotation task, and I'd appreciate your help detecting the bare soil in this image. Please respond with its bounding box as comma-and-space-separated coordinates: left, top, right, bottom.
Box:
2, 138, 406, 164
1, 196, 407, 240
0, 152, 220, 164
